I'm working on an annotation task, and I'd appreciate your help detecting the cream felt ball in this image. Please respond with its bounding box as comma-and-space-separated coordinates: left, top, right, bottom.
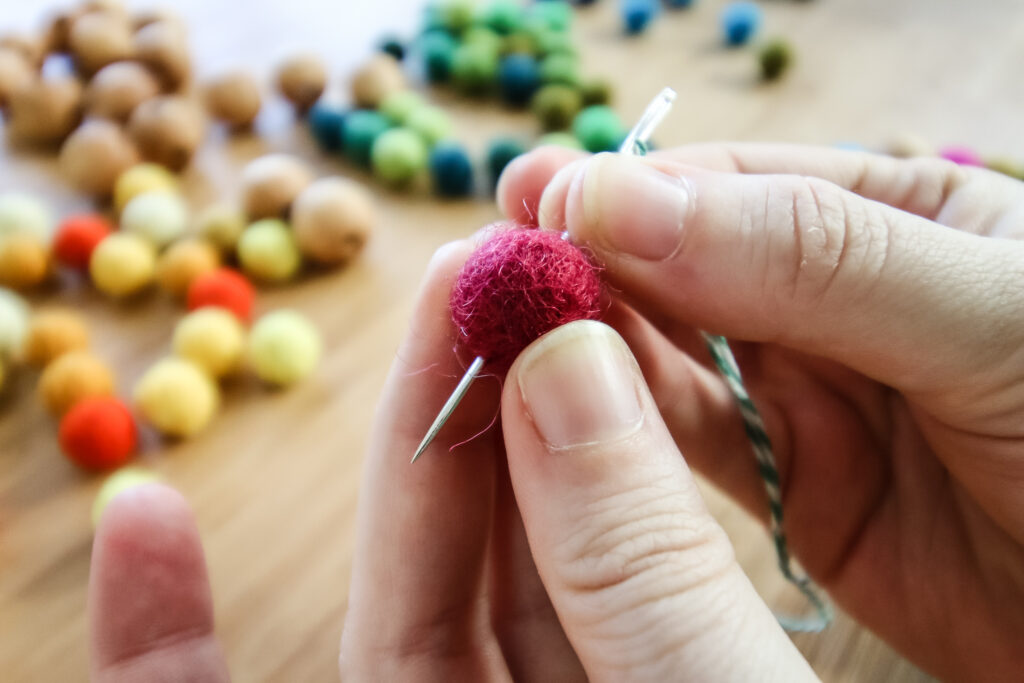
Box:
0, 193, 53, 244
121, 191, 189, 248
0, 287, 29, 359
114, 163, 178, 213
248, 310, 321, 386
172, 308, 245, 378
134, 357, 220, 437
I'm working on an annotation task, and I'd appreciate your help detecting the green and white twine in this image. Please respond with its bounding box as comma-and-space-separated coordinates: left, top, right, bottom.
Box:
624, 89, 833, 633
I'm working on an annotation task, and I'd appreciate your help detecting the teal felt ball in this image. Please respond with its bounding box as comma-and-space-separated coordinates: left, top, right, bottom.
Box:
419, 30, 458, 83
342, 110, 392, 166
486, 137, 526, 189
572, 105, 626, 153
499, 54, 541, 106
308, 102, 347, 152
429, 142, 474, 198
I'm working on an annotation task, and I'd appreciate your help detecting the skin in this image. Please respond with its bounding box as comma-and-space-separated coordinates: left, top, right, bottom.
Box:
89, 144, 1024, 682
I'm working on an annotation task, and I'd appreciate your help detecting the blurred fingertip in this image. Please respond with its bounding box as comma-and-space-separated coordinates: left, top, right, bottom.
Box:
497, 146, 588, 224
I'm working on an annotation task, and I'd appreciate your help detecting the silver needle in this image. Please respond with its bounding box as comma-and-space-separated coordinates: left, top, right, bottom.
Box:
411, 88, 678, 464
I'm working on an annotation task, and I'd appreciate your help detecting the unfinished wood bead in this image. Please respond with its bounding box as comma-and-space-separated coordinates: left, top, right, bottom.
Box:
0, 49, 33, 109
85, 60, 160, 121
0, 33, 44, 66
292, 177, 374, 265
275, 53, 326, 111
59, 119, 139, 198
240, 154, 314, 220
350, 54, 406, 109
127, 95, 205, 171
133, 20, 190, 91
204, 70, 261, 129
69, 10, 133, 76
8, 75, 83, 144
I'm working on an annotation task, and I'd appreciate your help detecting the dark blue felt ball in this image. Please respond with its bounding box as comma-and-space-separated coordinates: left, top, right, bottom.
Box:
429, 143, 475, 198
378, 34, 406, 61
485, 137, 527, 190
721, 1, 762, 46
664, 0, 695, 8
498, 54, 541, 106
622, 0, 658, 35
307, 102, 347, 152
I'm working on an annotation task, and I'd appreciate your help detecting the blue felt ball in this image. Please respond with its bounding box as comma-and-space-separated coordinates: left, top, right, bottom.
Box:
721, 1, 762, 46
307, 102, 347, 152
498, 54, 541, 107
485, 137, 527, 189
622, 0, 658, 35
664, 0, 695, 7
429, 143, 474, 198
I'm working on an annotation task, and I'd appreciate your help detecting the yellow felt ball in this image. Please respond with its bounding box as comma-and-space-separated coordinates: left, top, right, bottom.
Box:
248, 310, 321, 386
23, 309, 90, 367
157, 238, 220, 297
113, 163, 178, 213
173, 308, 245, 378
237, 219, 301, 282
90, 233, 157, 297
195, 203, 246, 253
0, 233, 51, 290
38, 350, 115, 415
134, 357, 220, 437
91, 467, 161, 528
0, 287, 29, 359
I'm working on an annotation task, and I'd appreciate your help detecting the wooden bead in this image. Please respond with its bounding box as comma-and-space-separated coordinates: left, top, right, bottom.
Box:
0, 234, 50, 289
240, 154, 314, 220
133, 20, 190, 91
350, 54, 406, 109
0, 33, 44, 66
8, 76, 83, 144
85, 61, 160, 121
69, 10, 133, 76
292, 177, 374, 266
42, 9, 79, 54
23, 309, 89, 367
0, 49, 33, 109
157, 238, 220, 297
38, 349, 115, 416
59, 119, 139, 198
275, 52, 326, 111
127, 95, 205, 171
204, 70, 261, 129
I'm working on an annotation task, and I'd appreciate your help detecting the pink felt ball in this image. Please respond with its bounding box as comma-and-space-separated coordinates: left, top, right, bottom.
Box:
938, 145, 983, 167
450, 225, 602, 370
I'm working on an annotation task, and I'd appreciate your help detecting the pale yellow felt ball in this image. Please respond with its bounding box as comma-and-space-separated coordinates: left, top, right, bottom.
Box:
38, 349, 115, 415
121, 190, 189, 248
0, 287, 29, 359
248, 310, 321, 386
239, 154, 313, 220
0, 234, 51, 290
23, 308, 90, 367
134, 357, 219, 437
114, 163, 178, 213
91, 467, 161, 527
173, 308, 245, 378
0, 193, 53, 244
237, 219, 301, 282
157, 238, 220, 297
90, 232, 156, 297
292, 177, 374, 265
195, 203, 245, 253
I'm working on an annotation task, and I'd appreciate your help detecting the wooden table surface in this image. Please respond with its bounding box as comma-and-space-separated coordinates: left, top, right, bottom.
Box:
4, 0, 1023, 680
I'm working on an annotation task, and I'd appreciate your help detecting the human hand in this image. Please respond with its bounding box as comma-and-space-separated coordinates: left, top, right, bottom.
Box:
495, 143, 1024, 682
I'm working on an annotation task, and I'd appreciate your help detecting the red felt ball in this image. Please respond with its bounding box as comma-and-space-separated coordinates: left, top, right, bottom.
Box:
451, 225, 602, 369
59, 396, 138, 470
53, 214, 114, 270
186, 267, 255, 323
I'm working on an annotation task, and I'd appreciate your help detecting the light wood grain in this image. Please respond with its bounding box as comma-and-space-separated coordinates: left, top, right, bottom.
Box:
4, 0, 1023, 680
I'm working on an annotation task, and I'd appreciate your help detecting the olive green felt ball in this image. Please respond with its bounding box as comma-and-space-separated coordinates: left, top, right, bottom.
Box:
581, 79, 613, 107
237, 219, 302, 283
759, 39, 793, 81
531, 84, 582, 131
371, 128, 429, 185
248, 310, 321, 386
539, 53, 579, 86
573, 105, 626, 153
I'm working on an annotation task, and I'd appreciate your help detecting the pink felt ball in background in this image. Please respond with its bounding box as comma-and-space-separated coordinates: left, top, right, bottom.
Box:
450, 225, 603, 370
938, 145, 984, 167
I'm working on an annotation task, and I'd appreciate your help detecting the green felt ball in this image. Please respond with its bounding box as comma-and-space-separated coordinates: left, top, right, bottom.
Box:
407, 106, 453, 146
536, 30, 575, 58
539, 53, 580, 87
481, 0, 525, 35
371, 128, 429, 185
342, 110, 392, 167
573, 105, 626, 153
380, 90, 425, 125
237, 219, 302, 282
440, 0, 476, 33
248, 310, 322, 386
501, 31, 537, 57
536, 131, 583, 150
527, 1, 573, 32
452, 42, 499, 94
531, 84, 582, 131
580, 78, 612, 106
463, 26, 503, 55
759, 39, 793, 81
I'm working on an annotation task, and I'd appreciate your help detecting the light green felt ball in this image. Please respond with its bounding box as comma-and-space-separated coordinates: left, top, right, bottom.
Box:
452, 42, 499, 94
121, 191, 189, 248
248, 310, 322, 386
237, 219, 302, 282
0, 287, 29, 359
539, 53, 579, 86
406, 106, 453, 146
379, 90, 425, 125
573, 105, 626, 153
0, 193, 53, 244
463, 26, 502, 55
371, 128, 429, 185
527, 1, 572, 32
440, 0, 476, 33
91, 467, 161, 527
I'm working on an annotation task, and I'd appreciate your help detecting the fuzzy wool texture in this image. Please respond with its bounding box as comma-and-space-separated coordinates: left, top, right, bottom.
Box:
451, 225, 602, 370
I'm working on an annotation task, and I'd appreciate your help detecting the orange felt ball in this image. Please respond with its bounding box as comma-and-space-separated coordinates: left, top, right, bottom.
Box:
59, 396, 137, 470
186, 267, 254, 323
53, 214, 114, 270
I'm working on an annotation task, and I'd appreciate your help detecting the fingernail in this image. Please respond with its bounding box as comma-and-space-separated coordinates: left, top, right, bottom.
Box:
518, 320, 643, 449
581, 154, 691, 261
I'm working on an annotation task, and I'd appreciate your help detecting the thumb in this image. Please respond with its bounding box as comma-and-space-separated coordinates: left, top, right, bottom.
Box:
557, 153, 1024, 422
502, 320, 817, 682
